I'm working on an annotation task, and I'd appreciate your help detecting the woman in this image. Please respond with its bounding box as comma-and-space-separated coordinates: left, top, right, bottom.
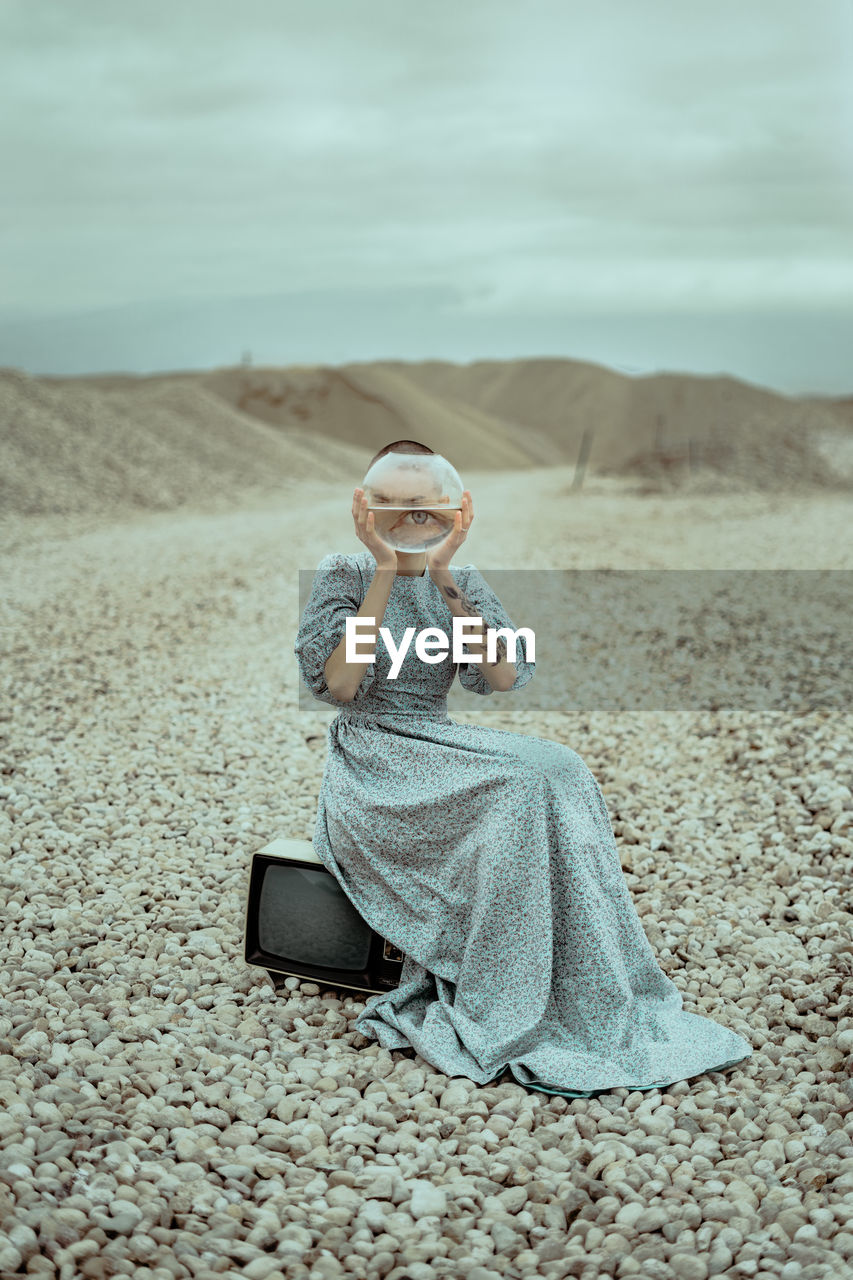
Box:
294, 440, 753, 1097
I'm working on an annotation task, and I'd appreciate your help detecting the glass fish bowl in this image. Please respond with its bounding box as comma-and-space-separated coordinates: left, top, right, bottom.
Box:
362, 452, 464, 553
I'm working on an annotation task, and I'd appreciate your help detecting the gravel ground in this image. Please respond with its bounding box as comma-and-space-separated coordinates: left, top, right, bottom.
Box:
1, 475, 851, 1279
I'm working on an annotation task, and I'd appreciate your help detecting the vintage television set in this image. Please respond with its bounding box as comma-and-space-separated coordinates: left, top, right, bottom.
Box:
244, 837, 405, 994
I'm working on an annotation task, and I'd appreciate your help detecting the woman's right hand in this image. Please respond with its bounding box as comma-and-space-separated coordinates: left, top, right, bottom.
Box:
353, 488, 397, 570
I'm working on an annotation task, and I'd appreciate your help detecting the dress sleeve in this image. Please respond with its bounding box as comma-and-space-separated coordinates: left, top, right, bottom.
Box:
454, 564, 535, 697
294, 552, 376, 707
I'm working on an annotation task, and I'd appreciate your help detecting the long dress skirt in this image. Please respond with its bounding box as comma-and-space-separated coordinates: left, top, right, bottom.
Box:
294, 549, 754, 1097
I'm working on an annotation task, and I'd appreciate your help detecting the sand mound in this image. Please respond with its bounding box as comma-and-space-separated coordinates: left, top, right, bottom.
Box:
0, 369, 366, 519
219, 356, 853, 493
369, 358, 853, 494
5, 358, 852, 528
202, 363, 565, 469
599, 408, 851, 494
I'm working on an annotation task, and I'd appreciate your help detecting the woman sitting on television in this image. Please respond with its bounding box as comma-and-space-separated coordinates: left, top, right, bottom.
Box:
294, 440, 752, 1098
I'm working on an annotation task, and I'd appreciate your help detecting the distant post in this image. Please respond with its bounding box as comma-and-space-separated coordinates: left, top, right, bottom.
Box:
241, 350, 252, 367
571, 428, 594, 491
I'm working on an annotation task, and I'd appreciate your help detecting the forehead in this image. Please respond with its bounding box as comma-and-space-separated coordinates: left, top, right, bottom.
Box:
375, 462, 440, 492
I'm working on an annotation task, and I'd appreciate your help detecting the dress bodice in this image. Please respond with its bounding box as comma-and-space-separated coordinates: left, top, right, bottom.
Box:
294, 549, 535, 717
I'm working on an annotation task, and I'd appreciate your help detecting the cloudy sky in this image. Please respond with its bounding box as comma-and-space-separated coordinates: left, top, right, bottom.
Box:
1, 0, 852, 393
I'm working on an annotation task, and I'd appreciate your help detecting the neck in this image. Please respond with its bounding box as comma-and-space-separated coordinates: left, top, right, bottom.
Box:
395, 551, 427, 576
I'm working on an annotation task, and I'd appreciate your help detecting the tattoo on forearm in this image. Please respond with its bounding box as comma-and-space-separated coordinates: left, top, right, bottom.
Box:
441, 584, 508, 667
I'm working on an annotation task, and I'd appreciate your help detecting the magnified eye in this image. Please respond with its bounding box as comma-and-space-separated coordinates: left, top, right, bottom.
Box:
391, 511, 451, 531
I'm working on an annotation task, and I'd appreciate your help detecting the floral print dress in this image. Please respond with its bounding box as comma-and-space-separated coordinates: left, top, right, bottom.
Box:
294, 549, 753, 1097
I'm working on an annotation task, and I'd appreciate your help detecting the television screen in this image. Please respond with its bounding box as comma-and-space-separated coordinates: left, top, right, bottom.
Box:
257, 860, 374, 971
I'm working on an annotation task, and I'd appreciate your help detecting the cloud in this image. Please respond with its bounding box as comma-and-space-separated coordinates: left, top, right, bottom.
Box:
0, 0, 851, 386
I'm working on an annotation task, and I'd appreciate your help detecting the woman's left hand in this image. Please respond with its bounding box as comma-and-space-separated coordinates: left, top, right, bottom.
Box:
427, 490, 473, 572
